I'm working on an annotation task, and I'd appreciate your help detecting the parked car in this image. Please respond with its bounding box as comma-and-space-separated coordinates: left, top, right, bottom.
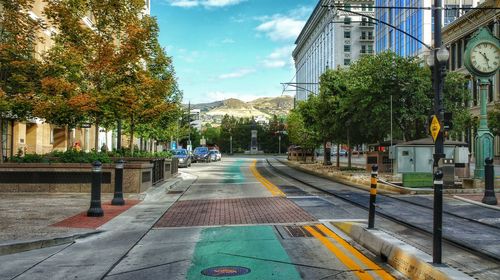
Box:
171, 149, 191, 167
192, 146, 210, 163
208, 150, 222, 161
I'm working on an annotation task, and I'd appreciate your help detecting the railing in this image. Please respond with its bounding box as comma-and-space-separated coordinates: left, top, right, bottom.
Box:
151, 159, 165, 185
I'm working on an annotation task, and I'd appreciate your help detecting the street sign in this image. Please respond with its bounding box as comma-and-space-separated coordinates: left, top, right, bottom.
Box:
430, 115, 441, 142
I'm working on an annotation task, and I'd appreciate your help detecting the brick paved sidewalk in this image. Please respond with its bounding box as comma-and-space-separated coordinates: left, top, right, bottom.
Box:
0, 193, 140, 244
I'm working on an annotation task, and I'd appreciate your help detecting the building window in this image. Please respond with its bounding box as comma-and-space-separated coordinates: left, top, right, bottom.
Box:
344, 59, 351, 65
344, 17, 351, 25
444, 5, 459, 25
345, 4, 351, 11
361, 45, 366, 53
344, 45, 351, 52
344, 31, 351, 39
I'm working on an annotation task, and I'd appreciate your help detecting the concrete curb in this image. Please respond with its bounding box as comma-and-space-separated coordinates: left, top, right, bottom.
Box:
331, 221, 474, 280
0, 230, 102, 256
453, 195, 500, 211
276, 159, 405, 194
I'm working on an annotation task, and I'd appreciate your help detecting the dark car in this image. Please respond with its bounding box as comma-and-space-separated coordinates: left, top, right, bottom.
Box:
171, 149, 191, 167
192, 147, 210, 163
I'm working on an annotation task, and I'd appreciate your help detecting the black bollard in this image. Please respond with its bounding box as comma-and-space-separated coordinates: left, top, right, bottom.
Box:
112, 159, 125, 205
433, 169, 443, 264
87, 161, 104, 217
368, 164, 378, 229
482, 158, 498, 205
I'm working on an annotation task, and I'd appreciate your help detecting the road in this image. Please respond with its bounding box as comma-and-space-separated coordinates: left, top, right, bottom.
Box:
0, 156, 498, 279
0, 157, 397, 280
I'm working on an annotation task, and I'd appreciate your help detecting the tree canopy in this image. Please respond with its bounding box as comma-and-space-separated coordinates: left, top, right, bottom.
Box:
287, 51, 472, 157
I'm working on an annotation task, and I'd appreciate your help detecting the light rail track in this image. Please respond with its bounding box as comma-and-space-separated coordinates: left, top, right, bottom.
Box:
265, 158, 500, 263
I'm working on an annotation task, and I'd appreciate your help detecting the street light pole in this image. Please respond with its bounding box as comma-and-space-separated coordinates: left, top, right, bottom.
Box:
432, 0, 448, 265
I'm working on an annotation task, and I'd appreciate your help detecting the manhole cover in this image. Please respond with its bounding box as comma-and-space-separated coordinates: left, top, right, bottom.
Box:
201, 266, 251, 277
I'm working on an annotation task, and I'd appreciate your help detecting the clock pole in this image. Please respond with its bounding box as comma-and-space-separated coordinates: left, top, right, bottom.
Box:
463, 27, 499, 179
474, 78, 494, 179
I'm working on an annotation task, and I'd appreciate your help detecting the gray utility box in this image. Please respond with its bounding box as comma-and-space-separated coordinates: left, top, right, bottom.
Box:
438, 158, 455, 188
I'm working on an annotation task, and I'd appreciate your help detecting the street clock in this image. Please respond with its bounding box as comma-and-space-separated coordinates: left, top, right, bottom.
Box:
463, 27, 500, 179
464, 27, 500, 78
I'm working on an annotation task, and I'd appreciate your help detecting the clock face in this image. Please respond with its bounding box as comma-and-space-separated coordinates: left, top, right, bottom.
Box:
471, 42, 500, 74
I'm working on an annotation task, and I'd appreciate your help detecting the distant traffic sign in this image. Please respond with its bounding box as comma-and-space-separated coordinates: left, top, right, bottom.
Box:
430, 115, 441, 142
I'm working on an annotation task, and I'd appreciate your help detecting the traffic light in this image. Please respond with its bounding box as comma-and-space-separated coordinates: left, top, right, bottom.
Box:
444, 112, 453, 130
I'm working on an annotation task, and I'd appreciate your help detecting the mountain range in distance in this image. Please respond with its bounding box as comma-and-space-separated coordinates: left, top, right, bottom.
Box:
186, 95, 294, 121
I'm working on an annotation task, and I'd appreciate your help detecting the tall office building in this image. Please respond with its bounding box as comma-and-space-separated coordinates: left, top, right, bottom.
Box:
375, 0, 477, 57
293, 0, 375, 101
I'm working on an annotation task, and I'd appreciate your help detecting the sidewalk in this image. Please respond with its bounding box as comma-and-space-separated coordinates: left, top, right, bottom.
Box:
0, 177, 180, 256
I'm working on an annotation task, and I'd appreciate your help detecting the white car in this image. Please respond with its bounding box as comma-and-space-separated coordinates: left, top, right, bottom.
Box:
208, 150, 222, 161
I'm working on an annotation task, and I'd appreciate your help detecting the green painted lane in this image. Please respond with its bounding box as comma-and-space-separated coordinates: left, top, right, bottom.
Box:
223, 160, 245, 184
187, 226, 302, 280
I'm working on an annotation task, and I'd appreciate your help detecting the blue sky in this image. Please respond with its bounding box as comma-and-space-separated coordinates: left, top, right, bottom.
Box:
151, 0, 316, 104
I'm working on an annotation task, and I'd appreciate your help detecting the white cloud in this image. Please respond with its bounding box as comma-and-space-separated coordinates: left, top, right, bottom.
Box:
218, 68, 255, 80
261, 46, 295, 69
168, 0, 244, 8
256, 17, 305, 41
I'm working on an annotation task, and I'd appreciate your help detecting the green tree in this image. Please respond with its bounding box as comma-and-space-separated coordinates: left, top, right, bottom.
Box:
287, 108, 319, 161
488, 103, 500, 136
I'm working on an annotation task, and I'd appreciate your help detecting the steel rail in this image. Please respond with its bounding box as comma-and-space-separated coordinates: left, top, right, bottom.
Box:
265, 158, 500, 263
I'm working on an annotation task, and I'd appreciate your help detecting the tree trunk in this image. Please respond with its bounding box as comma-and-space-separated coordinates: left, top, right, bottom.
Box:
94, 119, 99, 151
117, 119, 122, 150
129, 115, 135, 156
323, 140, 332, 165
0, 118, 4, 163
347, 127, 352, 169
336, 143, 340, 168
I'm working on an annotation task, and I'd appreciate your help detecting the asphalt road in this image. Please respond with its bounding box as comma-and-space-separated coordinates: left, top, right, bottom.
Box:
0, 157, 397, 280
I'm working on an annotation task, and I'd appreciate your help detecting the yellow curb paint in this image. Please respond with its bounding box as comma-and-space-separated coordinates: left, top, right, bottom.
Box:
335, 221, 355, 234
316, 224, 395, 280
304, 226, 373, 280
250, 160, 285, 197
370, 188, 377, 195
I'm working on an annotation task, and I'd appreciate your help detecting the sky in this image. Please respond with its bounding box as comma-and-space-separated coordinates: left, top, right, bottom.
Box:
151, 0, 317, 104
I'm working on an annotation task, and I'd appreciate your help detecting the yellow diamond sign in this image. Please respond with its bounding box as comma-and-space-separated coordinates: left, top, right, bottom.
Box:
430, 115, 441, 142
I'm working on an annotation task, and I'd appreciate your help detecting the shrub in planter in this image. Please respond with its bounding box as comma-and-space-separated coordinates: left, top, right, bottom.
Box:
8, 150, 112, 163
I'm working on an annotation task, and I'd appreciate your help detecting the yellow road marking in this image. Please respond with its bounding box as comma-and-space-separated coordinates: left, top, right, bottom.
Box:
316, 224, 395, 280
304, 226, 373, 280
250, 160, 285, 197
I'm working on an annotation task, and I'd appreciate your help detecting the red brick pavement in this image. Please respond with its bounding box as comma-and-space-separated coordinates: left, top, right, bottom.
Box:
155, 197, 316, 227
52, 200, 141, 229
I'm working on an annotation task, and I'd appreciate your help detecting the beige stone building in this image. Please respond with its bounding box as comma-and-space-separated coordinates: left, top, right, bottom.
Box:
442, 0, 500, 158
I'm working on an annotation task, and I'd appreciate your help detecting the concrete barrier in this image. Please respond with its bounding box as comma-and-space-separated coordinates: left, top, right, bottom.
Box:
331, 221, 474, 280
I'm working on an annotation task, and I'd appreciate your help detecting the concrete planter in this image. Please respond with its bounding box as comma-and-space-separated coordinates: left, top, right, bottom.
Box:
0, 162, 153, 193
